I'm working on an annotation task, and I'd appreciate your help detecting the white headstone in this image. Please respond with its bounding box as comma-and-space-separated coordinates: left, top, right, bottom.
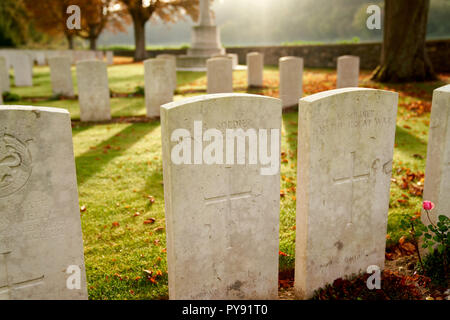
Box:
13, 53, 33, 87
144, 58, 174, 118
207, 57, 233, 94
86, 51, 97, 60
35, 51, 46, 66
0, 51, 11, 71
227, 53, 239, 68
45, 50, 59, 62
279, 56, 303, 108
76, 60, 111, 122
106, 51, 114, 65
0, 106, 88, 300
56, 50, 74, 64
294, 88, 398, 299
0, 56, 10, 93
71, 51, 82, 63
337, 55, 360, 88
422, 84, 450, 226
76, 51, 96, 63
95, 51, 104, 61
212, 53, 238, 68
156, 54, 177, 91
161, 93, 282, 299
247, 52, 263, 87
49, 57, 74, 97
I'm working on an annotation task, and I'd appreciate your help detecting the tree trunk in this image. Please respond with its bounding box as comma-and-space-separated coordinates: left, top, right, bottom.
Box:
88, 26, 98, 50
89, 37, 97, 50
132, 17, 147, 61
67, 34, 74, 50
371, 0, 436, 83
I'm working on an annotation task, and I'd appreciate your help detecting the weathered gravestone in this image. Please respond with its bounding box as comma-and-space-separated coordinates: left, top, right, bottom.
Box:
35, 51, 46, 66
422, 84, 450, 226
71, 51, 83, 64
211, 54, 238, 69
106, 51, 114, 65
337, 55, 360, 89
76, 60, 111, 122
207, 57, 233, 94
13, 53, 33, 87
45, 51, 60, 63
74, 51, 96, 63
0, 106, 88, 300
95, 51, 104, 61
294, 88, 398, 299
247, 52, 264, 88
49, 57, 74, 97
86, 51, 97, 61
0, 56, 10, 94
144, 58, 173, 118
279, 56, 303, 109
0, 51, 11, 71
156, 54, 177, 91
161, 94, 282, 299
227, 53, 238, 69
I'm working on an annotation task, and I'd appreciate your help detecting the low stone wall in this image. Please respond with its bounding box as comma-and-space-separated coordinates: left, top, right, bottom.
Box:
114, 39, 450, 72
227, 43, 382, 70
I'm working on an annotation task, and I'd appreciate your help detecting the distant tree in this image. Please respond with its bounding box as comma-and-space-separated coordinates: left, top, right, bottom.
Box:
372, 0, 436, 82
119, 0, 199, 61
0, 0, 29, 47
25, 0, 78, 49
77, 0, 129, 50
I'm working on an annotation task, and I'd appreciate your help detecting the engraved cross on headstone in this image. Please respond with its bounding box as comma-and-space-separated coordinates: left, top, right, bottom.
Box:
0, 251, 44, 299
333, 151, 370, 226
204, 166, 252, 248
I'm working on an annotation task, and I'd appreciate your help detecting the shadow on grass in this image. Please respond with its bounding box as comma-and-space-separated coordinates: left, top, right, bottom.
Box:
282, 112, 299, 155
72, 124, 92, 137
75, 122, 159, 184
111, 97, 146, 117
143, 166, 165, 210
177, 71, 206, 87
394, 125, 428, 155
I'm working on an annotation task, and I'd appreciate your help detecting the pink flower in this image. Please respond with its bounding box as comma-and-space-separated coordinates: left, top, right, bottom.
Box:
423, 201, 435, 211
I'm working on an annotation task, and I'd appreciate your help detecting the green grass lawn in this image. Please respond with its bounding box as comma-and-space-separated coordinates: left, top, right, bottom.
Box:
3, 63, 449, 299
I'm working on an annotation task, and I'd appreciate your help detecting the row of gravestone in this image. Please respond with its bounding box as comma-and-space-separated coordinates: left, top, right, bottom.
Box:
0, 50, 359, 120
0, 49, 113, 68
0, 84, 448, 300
207, 54, 358, 107
0, 50, 113, 89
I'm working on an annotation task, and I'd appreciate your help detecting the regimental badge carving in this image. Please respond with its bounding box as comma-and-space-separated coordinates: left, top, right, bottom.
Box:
0, 134, 32, 198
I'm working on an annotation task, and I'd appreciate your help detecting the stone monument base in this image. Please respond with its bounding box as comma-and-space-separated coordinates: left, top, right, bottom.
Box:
176, 55, 210, 69
176, 24, 228, 71
176, 55, 247, 72
188, 25, 224, 56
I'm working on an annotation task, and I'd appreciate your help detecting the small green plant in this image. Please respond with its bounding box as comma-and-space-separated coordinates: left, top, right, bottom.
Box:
134, 86, 145, 96
2, 91, 20, 102
312, 270, 429, 300
420, 201, 449, 286
421, 201, 449, 256
398, 210, 427, 270
49, 93, 63, 101
400, 201, 449, 287
416, 246, 449, 287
